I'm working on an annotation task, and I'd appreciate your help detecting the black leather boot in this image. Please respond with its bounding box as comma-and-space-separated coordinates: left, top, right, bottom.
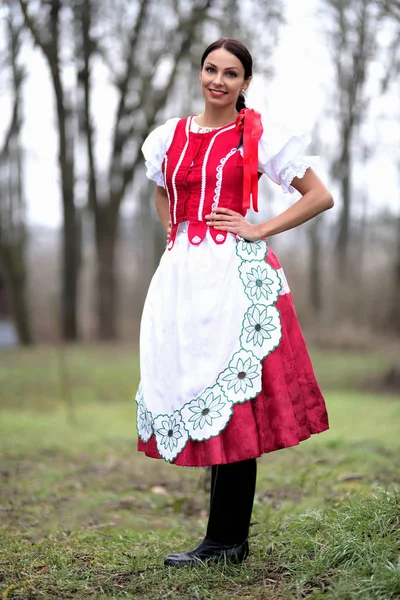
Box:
164, 536, 249, 567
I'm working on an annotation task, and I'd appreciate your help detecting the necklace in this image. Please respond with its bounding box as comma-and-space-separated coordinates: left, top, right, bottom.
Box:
194, 114, 237, 133
197, 125, 218, 133
193, 120, 236, 134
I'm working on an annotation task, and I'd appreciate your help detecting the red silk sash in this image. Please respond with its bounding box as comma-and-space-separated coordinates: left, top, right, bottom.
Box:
235, 108, 263, 212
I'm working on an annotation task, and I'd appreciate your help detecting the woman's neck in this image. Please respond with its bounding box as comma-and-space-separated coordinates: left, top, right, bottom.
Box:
196, 106, 239, 129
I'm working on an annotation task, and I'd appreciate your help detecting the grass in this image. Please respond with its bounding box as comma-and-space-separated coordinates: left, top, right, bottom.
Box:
1, 344, 400, 599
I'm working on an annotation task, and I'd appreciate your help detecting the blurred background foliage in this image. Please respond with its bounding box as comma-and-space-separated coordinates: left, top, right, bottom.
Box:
0, 0, 398, 352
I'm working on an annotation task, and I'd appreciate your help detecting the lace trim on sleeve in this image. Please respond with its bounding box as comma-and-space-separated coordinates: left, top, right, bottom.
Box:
279, 161, 310, 194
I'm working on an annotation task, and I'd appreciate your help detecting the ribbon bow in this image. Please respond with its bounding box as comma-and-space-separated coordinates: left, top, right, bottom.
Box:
235, 108, 263, 212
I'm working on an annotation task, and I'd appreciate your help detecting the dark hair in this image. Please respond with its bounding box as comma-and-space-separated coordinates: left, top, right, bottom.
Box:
200, 38, 252, 112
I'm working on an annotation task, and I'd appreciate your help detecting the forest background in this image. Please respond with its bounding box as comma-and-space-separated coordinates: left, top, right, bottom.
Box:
0, 0, 399, 347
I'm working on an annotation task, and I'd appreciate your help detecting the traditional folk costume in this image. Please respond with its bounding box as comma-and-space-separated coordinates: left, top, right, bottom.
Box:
135, 109, 329, 565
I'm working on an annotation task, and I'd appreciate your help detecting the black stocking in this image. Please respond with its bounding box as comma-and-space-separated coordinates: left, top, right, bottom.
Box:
206, 458, 257, 546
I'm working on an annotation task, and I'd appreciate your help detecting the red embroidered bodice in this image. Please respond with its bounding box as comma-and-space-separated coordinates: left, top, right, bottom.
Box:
163, 116, 246, 248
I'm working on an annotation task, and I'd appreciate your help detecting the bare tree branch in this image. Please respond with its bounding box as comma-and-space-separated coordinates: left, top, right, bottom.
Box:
323, 0, 380, 277
1, 96, 19, 159
17, 0, 48, 52
376, 0, 400, 90
109, 0, 150, 176
74, 0, 98, 214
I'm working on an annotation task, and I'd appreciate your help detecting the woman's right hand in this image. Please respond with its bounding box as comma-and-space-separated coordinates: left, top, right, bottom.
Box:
166, 221, 172, 244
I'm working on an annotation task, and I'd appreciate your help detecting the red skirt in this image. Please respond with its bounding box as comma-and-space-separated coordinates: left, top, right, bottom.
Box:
138, 245, 329, 466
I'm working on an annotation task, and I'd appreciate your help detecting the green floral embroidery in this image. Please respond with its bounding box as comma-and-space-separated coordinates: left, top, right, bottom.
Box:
156, 416, 183, 453
239, 260, 281, 306
243, 242, 261, 256
244, 305, 276, 346
236, 239, 268, 261
188, 391, 225, 430
221, 354, 259, 393
137, 400, 153, 441
181, 385, 232, 442
240, 304, 282, 360
246, 265, 274, 300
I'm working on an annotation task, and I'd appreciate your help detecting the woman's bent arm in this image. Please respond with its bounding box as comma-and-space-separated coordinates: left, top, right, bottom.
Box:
155, 185, 170, 233
258, 168, 334, 238
206, 168, 334, 241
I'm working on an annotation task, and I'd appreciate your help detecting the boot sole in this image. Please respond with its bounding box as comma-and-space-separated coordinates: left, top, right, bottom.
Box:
164, 552, 248, 568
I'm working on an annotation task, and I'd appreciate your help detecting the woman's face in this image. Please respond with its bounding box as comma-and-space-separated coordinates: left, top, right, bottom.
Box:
200, 48, 250, 110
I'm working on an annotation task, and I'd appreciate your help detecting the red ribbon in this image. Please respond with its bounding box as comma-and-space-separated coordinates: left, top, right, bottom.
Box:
235, 108, 263, 212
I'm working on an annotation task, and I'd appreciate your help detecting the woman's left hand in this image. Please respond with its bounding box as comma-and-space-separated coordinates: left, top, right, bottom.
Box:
205, 207, 263, 242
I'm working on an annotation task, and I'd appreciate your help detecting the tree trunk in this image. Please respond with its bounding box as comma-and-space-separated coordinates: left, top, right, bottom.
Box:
391, 215, 400, 334
49, 48, 79, 340
0, 4, 32, 345
0, 245, 33, 345
95, 207, 119, 340
357, 191, 368, 284
18, 0, 80, 340
309, 217, 322, 316
336, 148, 351, 278
62, 199, 80, 340
7, 265, 33, 346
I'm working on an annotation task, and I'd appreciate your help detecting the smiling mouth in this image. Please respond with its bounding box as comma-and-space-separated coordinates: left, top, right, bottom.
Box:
208, 89, 227, 95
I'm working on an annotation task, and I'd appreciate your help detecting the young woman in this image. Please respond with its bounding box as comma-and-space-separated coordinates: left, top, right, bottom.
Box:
135, 38, 334, 567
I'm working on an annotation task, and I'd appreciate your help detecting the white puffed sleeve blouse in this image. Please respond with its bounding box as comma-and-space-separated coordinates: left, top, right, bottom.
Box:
142, 115, 313, 194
